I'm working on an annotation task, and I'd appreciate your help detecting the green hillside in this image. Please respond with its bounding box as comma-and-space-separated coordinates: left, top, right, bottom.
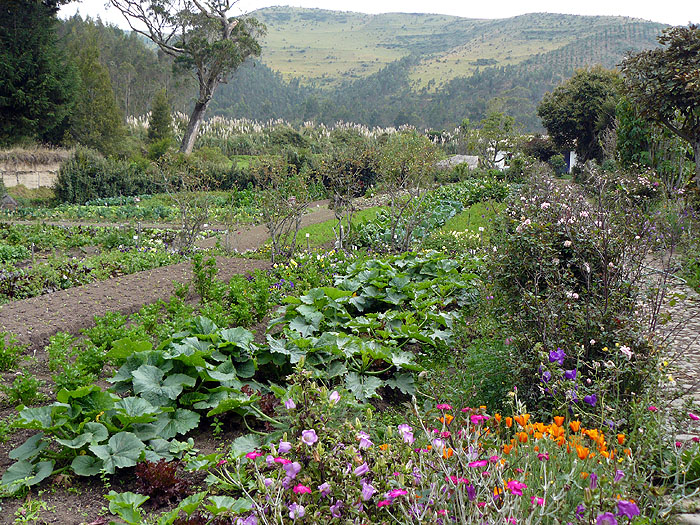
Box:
252, 7, 665, 92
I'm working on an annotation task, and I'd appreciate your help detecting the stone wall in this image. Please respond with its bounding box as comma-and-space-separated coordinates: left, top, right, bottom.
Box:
0, 160, 62, 189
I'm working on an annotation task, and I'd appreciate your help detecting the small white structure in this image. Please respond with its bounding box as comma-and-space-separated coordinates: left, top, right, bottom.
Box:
436, 155, 479, 170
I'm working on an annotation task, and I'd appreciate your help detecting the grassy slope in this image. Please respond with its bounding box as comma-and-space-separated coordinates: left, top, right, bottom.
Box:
252, 7, 665, 91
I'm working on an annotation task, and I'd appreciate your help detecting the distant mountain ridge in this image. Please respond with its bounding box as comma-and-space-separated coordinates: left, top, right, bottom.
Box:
61, 8, 666, 133
250, 7, 665, 91
206, 8, 664, 131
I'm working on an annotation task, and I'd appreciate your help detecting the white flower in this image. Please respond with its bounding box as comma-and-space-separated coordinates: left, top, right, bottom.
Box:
620, 345, 633, 359
540, 202, 550, 209
563, 240, 572, 247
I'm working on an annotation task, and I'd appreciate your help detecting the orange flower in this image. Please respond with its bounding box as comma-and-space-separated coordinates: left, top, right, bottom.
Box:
617, 434, 625, 445
514, 414, 531, 427
379, 444, 389, 451
576, 445, 590, 460
494, 413, 502, 424
443, 448, 454, 459
580, 472, 589, 479
503, 443, 514, 455
517, 432, 528, 443
534, 432, 543, 440
440, 414, 454, 425
554, 416, 565, 426
570, 420, 581, 433
534, 445, 540, 452
624, 448, 632, 457
505, 417, 513, 428
600, 450, 610, 459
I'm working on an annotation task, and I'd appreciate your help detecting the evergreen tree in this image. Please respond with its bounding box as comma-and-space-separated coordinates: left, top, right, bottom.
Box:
67, 31, 125, 156
0, 0, 78, 146
147, 89, 173, 143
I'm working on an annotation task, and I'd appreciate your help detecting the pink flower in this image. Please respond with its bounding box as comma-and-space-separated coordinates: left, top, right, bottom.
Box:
436, 403, 453, 410
468, 460, 488, 468
537, 452, 549, 461
531, 496, 545, 506
245, 451, 262, 460
293, 484, 312, 494
387, 489, 408, 499
217, 459, 227, 466
437, 509, 447, 516
507, 480, 527, 496
274, 457, 292, 464
648, 406, 658, 412
377, 500, 392, 507
488, 455, 500, 463
690, 412, 700, 421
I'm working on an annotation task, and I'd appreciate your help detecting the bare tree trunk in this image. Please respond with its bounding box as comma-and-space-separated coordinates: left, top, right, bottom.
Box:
180, 100, 208, 154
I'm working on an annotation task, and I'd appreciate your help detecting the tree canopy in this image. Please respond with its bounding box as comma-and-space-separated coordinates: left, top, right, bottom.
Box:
621, 24, 700, 187
0, 0, 77, 146
109, 0, 265, 154
537, 66, 621, 163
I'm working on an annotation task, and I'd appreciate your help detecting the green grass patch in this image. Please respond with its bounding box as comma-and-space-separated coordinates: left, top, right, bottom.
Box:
296, 207, 382, 249
438, 201, 503, 236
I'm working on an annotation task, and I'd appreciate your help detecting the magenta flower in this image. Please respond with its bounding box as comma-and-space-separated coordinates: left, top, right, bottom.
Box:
245, 451, 262, 460
468, 460, 488, 468
690, 412, 699, 421
354, 463, 369, 477
436, 403, 453, 410
617, 500, 640, 518
531, 495, 544, 506
301, 429, 318, 446
293, 484, 312, 495
648, 405, 658, 412
506, 480, 527, 496
387, 489, 408, 499
537, 452, 549, 461
377, 500, 392, 507
274, 457, 291, 465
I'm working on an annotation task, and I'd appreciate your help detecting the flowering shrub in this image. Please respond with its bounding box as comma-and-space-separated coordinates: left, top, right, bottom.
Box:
489, 169, 660, 421
195, 373, 700, 524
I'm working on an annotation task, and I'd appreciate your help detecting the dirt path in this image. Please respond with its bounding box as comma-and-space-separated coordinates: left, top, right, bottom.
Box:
0, 201, 337, 350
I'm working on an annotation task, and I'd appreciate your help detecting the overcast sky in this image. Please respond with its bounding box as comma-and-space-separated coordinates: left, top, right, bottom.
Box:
60, 0, 698, 28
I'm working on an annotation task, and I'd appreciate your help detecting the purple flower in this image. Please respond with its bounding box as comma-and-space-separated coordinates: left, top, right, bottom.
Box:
288, 503, 305, 520
595, 512, 618, 525
285, 398, 296, 410
614, 469, 625, 483
354, 463, 369, 477
264, 478, 274, 487
398, 424, 415, 444
576, 504, 586, 520
361, 482, 375, 501
549, 348, 566, 365
283, 462, 302, 479
589, 472, 598, 490
584, 394, 597, 407
318, 482, 331, 497
330, 500, 343, 518
616, 500, 640, 518
564, 369, 577, 380
542, 370, 552, 383
329, 390, 340, 404
357, 431, 373, 449
466, 484, 476, 501
278, 441, 292, 454
301, 429, 318, 446
236, 515, 257, 525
